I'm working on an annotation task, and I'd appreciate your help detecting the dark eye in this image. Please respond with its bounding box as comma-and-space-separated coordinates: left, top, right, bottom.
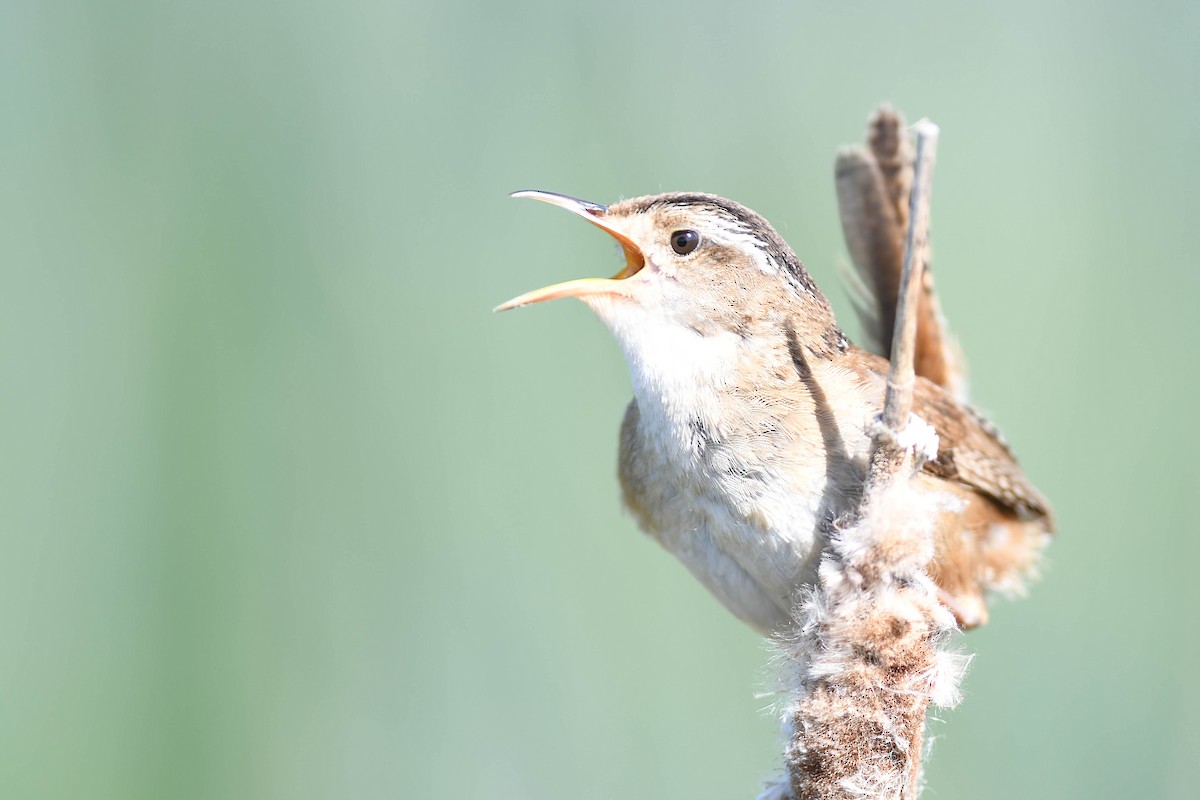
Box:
670, 229, 700, 255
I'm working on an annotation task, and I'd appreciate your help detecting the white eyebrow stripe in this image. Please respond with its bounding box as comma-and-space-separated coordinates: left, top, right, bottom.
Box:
661, 199, 816, 299
698, 210, 783, 278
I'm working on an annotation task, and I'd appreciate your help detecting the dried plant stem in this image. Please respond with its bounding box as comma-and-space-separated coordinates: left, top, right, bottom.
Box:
782, 120, 963, 800
882, 120, 939, 432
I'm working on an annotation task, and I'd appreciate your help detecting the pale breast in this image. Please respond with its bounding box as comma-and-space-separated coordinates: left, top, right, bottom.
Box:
601, 315, 884, 633
617, 377, 869, 634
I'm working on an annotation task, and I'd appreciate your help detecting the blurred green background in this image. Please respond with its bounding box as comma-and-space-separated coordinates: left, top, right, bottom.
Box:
3, 1, 1198, 798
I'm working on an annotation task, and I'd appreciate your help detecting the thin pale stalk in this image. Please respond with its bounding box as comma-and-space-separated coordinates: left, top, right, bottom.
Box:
882, 121, 939, 432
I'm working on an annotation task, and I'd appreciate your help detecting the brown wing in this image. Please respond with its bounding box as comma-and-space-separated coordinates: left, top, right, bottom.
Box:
912, 377, 1055, 529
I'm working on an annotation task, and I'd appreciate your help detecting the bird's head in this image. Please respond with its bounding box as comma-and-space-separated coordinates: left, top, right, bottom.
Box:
497, 191, 844, 390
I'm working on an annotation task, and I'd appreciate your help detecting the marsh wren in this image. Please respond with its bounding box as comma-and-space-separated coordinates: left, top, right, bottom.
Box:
498, 190, 1052, 632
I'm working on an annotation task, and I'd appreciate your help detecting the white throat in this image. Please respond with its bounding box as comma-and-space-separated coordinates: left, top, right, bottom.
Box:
592, 299, 743, 436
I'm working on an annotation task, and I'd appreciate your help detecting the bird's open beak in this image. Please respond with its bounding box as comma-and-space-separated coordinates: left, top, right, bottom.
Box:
494, 190, 645, 311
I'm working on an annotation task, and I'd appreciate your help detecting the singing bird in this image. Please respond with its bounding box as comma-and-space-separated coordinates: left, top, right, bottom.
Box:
497, 190, 1052, 633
